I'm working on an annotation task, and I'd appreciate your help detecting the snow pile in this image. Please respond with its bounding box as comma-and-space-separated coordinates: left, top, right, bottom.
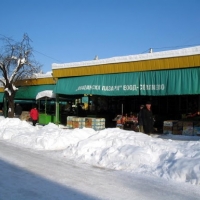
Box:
0, 117, 200, 185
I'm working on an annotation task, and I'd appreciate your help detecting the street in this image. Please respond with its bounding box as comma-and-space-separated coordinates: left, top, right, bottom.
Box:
0, 140, 199, 200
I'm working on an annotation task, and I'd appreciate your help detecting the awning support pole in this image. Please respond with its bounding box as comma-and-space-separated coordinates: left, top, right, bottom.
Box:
55, 94, 59, 125
45, 97, 47, 114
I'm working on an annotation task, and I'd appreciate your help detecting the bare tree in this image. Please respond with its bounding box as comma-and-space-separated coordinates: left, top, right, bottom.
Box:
0, 33, 41, 117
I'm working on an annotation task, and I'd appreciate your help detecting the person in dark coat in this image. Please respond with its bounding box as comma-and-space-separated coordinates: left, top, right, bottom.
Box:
14, 103, 22, 118
138, 104, 144, 132
77, 103, 85, 117
142, 101, 154, 135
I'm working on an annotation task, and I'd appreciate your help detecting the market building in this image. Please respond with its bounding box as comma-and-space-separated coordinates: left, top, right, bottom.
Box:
52, 45, 200, 131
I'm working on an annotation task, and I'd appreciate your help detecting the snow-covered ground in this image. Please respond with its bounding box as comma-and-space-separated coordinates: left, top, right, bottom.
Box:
0, 116, 200, 199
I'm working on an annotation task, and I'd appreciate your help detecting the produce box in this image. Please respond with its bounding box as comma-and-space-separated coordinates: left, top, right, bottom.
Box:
182, 126, 193, 136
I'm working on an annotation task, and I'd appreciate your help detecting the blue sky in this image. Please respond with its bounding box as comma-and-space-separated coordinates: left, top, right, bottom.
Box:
0, 0, 200, 73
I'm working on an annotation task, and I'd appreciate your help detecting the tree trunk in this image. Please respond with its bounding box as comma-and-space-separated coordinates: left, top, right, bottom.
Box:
6, 93, 15, 118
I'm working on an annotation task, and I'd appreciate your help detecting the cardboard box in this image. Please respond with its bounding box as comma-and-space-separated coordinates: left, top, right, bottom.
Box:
163, 120, 178, 127
163, 126, 172, 134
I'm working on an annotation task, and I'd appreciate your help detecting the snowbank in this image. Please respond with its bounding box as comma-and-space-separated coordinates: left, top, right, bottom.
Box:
0, 117, 199, 185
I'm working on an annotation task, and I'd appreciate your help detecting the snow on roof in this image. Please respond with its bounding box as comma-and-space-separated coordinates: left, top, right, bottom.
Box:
52, 46, 200, 70
31, 71, 53, 79
36, 90, 56, 100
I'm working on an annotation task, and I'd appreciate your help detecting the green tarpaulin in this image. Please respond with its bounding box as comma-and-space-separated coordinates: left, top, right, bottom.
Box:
15, 84, 55, 99
54, 67, 200, 96
0, 93, 4, 103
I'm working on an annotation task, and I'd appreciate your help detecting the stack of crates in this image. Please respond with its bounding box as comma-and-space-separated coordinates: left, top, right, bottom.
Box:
67, 116, 105, 131
85, 117, 105, 131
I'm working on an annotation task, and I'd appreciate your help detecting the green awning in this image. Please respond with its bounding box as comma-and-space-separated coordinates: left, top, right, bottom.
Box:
54, 67, 200, 96
14, 99, 36, 103
15, 84, 55, 99
0, 92, 4, 103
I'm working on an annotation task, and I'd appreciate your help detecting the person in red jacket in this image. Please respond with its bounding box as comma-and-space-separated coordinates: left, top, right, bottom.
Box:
30, 105, 39, 126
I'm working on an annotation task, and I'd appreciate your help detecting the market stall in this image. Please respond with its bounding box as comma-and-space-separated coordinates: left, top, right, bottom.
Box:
36, 90, 57, 125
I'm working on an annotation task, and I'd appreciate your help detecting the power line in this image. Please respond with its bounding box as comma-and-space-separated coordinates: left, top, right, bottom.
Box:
151, 44, 200, 50
141, 32, 200, 54
33, 49, 62, 63
141, 43, 200, 54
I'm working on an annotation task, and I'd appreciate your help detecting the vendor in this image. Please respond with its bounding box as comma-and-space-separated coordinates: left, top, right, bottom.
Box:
127, 112, 138, 124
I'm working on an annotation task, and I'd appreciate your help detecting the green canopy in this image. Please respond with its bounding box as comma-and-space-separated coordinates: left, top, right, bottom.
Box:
0, 92, 4, 103
54, 67, 200, 96
15, 84, 55, 99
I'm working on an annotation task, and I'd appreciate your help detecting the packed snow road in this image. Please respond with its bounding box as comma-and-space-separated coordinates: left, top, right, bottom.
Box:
0, 140, 199, 200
